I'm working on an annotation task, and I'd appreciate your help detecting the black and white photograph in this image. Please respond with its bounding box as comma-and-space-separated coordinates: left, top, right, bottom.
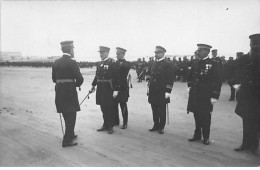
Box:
0, 0, 260, 167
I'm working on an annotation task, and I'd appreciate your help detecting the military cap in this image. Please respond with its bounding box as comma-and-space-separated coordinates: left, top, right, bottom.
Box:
197, 44, 212, 50
211, 49, 217, 52
249, 33, 260, 48
60, 40, 74, 48
98, 46, 110, 52
116, 47, 127, 53
236, 52, 244, 55
155, 46, 166, 53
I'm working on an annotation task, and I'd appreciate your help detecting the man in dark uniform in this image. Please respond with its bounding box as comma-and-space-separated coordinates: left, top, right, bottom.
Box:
114, 47, 131, 129
90, 46, 120, 134
52, 41, 84, 147
181, 56, 189, 82
136, 58, 145, 82
187, 44, 222, 145
225, 56, 237, 101
211, 49, 224, 89
233, 52, 244, 100
146, 46, 174, 134
233, 34, 260, 156
176, 57, 183, 81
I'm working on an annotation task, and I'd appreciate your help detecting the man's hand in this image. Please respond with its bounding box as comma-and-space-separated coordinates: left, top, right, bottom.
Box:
210, 98, 218, 105
165, 92, 171, 99
113, 91, 119, 98
90, 86, 96, 93
187, 87, 190, 93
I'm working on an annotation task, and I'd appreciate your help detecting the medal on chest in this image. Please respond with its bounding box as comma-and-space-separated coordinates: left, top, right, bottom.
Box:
104, 65, 109, 69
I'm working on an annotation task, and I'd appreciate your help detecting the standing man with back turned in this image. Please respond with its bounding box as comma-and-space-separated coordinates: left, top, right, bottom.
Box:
52, 41, 84, 147
146, 46, 174, 134
187, 44, 222, 145
90, 46, 120, 134
114, 47, 131, 129
233, 34, 260, 156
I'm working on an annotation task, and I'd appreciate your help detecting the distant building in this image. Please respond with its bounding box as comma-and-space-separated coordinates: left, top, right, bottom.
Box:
0, 52, 22, 61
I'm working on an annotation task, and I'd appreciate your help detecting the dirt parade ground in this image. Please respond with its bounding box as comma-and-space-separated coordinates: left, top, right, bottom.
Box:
0, 66, 259, 167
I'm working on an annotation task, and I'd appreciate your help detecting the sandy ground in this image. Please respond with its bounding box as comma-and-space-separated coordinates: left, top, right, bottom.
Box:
0, 66, 259, 167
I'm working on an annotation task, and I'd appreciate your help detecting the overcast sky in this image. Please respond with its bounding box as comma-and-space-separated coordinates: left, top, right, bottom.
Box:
1, 0, 260, 61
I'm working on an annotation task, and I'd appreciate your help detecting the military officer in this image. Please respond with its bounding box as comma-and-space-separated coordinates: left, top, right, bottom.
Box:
233, 34, 260, 156
224, 56, 237, 101
114, 47, 131, 129
136, 58, 146, 82
233, 52, 244, 100
211, 49, 223, 90
146, 46, 174, 134
90, 46, 120, 134
52, 41, 84, 147
187, 44, 222, 145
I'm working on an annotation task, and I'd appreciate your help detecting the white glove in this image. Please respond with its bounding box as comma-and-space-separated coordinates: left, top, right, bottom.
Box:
211, 98, 218, 105
233, 84, 240, 91
113, 91, 119, 98
187, 87, 190, 93
165, 92, 171, 99
90, 86, 96, 93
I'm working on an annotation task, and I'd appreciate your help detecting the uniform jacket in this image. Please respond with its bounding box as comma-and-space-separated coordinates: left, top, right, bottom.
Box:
224, 59, 237, 84
235, 54, 260, 120
92, 58, 120, 106
52, 54, 84, 113
146, 59, 174, 104
136, 61, 146, 75
115, 59, 131, 103
187, 57, 222, 113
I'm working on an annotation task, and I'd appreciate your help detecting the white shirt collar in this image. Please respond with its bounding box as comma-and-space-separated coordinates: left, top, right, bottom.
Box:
203, 56, 209, 60
102, 57, 109, 62
157, 57, 164, 62
63, 53, 71, 57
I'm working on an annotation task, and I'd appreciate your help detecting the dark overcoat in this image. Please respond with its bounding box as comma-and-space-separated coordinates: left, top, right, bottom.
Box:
147, 59, 174, 104
92, 58, 120, 106
52, 55, 84, 113
115, 59, 131, 103
224, 59, 237, 84
234, 54, 260, 121
187, 57, 222, 113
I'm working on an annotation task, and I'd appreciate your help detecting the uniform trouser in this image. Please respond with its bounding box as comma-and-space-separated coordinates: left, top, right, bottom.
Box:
114, 102, 128, 125
193, 111, 211, 140
62, 112, 76, 143
241, 118, 259, 151
100, 105, 115, 129
151, 104, 166, 130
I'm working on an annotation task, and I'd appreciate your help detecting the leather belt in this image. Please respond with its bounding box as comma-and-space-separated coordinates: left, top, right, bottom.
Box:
97, 79, 112, 83
56, 79, 75, 83
97, 79, 113, 90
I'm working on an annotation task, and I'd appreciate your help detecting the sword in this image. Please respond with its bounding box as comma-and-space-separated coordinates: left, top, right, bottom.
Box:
59, 113, 64, 136
79, 91, 91, 106
166, 103, 169, 125
138, 69, 145, 79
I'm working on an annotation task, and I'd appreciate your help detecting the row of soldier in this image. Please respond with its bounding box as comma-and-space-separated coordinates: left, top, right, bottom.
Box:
1, 52, 242, 87
52, 34, 260, 157
0, 60, 97, 68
